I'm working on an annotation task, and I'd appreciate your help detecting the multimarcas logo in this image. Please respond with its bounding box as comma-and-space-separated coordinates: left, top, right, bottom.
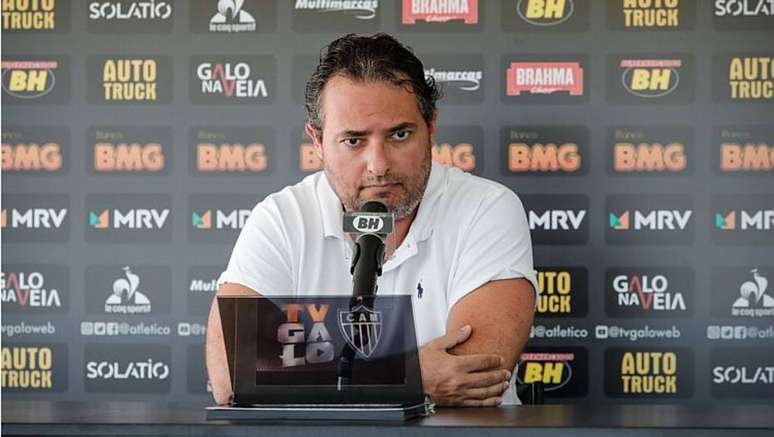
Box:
606, 195, 694, 245
605, 268, 693, 318
711, 347, 774, 399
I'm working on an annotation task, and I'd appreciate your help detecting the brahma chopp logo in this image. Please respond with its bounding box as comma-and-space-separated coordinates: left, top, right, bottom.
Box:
605, 268, 693, 318
714, 125, 774, 174
606, 0, 696, 30
87, 55, 171, 104
88, 126, 171, 174
2, 0, 70, 32
535, 267, 588, 318
189, 195, 259, 243
608, 126, 693, 175
2, 126, 68, 174
1, 265, 68, 315
711, 267, 774, 319
606, 195, 694, 245
607, 54, 695, 103
516, 347, 588, 398
84, 343, 171, 393
503, 0, 589, 31
713, 0, 774, 30
293, 0, 380, 32
501, 126, 588, 176
1, 343, 68, 392
1, 56, 70, 103
712, 195, 774, 244
84, 265, 170, 316
521, 195, 589, 245
87, 0, 173, 33
402, 0, 478, 24
711, 347, 774, 399
190, 56, 275, 104
503, 55, 588, 103
190, 126, 272, 175
1, 194, 69, 242
713, 53, 774, 102
85, 194, 171, 243
605, 347, 693, 398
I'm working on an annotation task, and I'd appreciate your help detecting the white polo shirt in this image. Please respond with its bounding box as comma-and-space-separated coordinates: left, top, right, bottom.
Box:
218, 161, 538, 405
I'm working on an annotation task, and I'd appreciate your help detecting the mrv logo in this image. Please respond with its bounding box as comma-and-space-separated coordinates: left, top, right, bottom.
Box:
191, 56, 276, 104
522, 195, 588, 245
606, 195, 694, 245
606, 268, 692, 318
1, 194, 69, 242
85, 194, 171, 243
711, 347, 774, 399
516, 347, 588, 397
712, 195, 774, 244
84, 344, 171, 393
189, 195, 258, 243
1, 266, 68, 314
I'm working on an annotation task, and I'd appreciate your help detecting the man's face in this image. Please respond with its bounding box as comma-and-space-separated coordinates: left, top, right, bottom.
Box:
305, 74, 435, 219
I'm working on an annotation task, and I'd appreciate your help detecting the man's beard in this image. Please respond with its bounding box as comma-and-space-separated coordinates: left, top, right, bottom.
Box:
325, 147, 432, 220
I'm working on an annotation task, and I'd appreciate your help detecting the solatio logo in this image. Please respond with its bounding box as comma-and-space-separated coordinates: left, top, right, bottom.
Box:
711, 347, 774, 399
84, 344, 171, 393
402, 0, 478, 24
713, 0, 774, 30
87, 1, 173, 33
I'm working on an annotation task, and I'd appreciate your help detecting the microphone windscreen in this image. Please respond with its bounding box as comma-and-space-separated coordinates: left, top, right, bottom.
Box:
360, 201, 387, 213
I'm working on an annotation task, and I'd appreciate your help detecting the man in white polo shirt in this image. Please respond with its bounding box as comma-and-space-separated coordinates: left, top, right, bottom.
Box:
207, 33, 537, 407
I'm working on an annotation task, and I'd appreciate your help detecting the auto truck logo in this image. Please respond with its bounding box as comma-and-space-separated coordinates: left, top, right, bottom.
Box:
507, 62, 583, 96
338, 305, 382, 359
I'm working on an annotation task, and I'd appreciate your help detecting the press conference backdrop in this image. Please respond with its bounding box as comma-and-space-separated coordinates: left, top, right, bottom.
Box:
1, 0, 773, 405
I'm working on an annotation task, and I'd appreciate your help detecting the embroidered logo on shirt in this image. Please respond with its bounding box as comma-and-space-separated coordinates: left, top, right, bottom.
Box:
417, 281, 424, 299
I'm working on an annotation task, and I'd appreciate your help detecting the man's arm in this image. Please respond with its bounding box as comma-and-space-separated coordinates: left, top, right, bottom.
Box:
205, 282, 260, 406
446, 278, 535, 371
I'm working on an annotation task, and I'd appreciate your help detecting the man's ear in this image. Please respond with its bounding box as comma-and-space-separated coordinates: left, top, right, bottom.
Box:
304, 122, 323, 160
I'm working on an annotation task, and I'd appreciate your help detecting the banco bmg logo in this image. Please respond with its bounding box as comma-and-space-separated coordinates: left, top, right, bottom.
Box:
609, 126, 693, 174
2, 126, 68, 174
89, 126, 170, 174
191, 126, 272, 175
715, 125, 774, 173
502, 126, 588, 175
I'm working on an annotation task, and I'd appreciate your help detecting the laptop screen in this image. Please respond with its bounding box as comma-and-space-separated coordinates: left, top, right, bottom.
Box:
253, 296, 406, 386
220, 294, 424, 405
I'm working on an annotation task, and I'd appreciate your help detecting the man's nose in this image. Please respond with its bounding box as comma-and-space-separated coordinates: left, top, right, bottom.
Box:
366, 140, 390, 177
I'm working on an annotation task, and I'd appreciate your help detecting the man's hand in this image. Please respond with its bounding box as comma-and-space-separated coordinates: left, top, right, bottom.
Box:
419, 325, 511, 407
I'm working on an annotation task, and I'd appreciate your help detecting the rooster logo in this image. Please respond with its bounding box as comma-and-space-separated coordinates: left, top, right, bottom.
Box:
106, 266, 150, 306
211, 0, 255, 24
733, 269, 774, 308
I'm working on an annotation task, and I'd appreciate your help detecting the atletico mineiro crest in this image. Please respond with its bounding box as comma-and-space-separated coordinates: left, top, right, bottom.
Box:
338, 305, 382, 359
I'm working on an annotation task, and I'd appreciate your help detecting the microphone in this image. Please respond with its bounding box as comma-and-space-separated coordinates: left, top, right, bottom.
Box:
348, 201, 390, 298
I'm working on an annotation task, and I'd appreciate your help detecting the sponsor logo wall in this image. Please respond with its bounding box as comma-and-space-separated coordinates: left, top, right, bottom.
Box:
1, 1, 772, 405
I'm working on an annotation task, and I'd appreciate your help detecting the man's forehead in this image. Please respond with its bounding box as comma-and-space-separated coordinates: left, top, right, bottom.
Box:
320, 75, 423, 132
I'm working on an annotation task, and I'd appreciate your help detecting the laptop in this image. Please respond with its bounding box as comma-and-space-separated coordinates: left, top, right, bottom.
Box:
206, 294, 434, 421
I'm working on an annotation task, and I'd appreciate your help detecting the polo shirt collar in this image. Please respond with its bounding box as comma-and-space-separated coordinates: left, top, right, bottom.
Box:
317, 160, 446, 243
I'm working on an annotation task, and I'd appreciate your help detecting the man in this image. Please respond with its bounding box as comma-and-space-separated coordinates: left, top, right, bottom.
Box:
206, 33, 536, 407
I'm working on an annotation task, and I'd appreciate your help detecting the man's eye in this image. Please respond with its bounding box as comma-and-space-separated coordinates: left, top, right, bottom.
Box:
391, 130, 410, 141
343, 138, 361, 147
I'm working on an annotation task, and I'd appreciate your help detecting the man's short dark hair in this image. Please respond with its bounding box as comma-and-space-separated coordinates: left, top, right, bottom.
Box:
304, 33, 442, 135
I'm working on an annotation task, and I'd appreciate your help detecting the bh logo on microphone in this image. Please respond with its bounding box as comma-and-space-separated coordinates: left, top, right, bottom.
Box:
353, 215, 384, 233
